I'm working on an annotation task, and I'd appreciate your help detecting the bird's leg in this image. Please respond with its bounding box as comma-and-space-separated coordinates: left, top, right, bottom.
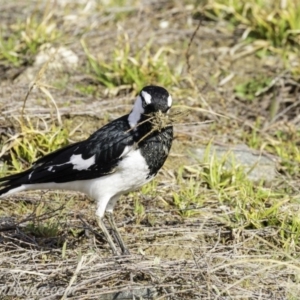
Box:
106, 211, 130, 255
96, 217, 119, 256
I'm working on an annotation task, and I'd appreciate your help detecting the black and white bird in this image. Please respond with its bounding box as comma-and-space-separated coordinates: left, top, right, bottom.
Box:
0, 85, 173, 255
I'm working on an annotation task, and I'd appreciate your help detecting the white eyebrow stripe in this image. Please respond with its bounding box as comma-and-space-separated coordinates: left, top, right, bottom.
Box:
167, 95, 172, 107
141, 91, 152, 104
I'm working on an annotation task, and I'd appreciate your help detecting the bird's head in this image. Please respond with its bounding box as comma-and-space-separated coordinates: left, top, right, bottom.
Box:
128, 85, 172, 129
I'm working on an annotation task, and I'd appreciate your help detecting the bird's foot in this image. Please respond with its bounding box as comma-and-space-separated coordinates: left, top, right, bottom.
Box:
121, 248, 131, 256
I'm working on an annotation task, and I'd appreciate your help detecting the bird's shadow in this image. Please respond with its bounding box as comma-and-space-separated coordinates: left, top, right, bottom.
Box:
0, 211, 109, 252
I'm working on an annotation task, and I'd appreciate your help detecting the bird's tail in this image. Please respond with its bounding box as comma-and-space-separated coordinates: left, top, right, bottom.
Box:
0, 170, 31, 197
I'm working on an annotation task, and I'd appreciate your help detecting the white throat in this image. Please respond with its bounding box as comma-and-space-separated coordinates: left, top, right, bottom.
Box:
128, 95, 144, 128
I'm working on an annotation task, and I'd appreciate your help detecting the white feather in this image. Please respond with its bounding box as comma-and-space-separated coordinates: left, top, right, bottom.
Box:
128, 95, 144, 128
70, 154, 95, 170
167, 95, 172, 107
141, 90, 152, 104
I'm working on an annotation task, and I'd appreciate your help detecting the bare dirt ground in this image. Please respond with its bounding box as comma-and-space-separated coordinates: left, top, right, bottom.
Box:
0, 1, 300, 299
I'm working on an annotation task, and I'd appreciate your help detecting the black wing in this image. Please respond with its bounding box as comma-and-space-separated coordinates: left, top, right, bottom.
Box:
0, 115, 134, 186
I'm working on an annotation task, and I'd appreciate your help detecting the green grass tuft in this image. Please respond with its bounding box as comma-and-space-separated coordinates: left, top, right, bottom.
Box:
203, 0, 300, 50
0, 12, 62, 66
81, 34, 180, 94
172, 146, 300, 251
1, 117, 69, 173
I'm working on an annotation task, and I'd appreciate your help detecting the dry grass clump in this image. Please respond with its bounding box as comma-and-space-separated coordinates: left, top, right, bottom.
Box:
1, 223, 299, 299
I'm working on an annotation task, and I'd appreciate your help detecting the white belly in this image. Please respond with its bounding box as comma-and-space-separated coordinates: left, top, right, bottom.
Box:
6, 149, 153, 218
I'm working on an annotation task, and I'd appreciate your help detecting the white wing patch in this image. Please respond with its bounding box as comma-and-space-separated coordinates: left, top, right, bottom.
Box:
70, 154, 96, 170
141, 90, 152, 104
